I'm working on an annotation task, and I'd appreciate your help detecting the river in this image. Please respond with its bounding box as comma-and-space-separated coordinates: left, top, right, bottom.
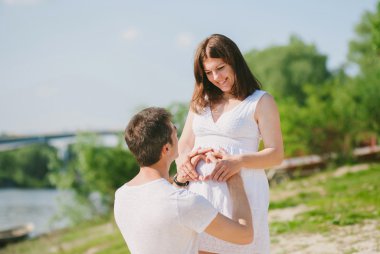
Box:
0, 189, 74, 238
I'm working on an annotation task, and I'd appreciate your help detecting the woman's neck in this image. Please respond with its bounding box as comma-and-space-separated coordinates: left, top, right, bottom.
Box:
222, 92, 235, 100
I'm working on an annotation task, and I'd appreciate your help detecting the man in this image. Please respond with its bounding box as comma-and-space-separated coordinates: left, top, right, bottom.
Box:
114, 107, 253, 254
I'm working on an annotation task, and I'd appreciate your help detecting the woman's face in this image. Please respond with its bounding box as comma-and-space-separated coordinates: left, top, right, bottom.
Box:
203, 58, 235, 94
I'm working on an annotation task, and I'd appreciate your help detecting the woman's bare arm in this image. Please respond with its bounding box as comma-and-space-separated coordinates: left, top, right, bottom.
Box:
175, 109, 200, 181
239, 93, 284, 168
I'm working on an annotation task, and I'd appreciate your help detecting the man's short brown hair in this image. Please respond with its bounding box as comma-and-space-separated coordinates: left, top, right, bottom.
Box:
125, 107, 173, 166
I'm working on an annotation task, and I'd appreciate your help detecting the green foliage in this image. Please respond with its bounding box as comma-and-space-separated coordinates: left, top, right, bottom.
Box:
245, 35, 331, 104
349, 1, 380, 73
0, 144, 61, 188
353, 73, 380, 135
347, 1, 380, 138
166, 102, 189, 137
276, 75, 360, 157
49, 133, 139, 209
278, 69, 379, 157
301, 80, 360, 156
277, 98, 310, 156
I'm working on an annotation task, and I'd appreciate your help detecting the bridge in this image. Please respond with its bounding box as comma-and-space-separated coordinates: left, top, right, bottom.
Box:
0, 130, 122, 152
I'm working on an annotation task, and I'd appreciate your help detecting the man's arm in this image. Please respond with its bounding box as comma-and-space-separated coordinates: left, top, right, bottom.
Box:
204, 174, 253, 244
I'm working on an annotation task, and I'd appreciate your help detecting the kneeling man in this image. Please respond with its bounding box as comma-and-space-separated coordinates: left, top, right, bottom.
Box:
114, 107, 253, 254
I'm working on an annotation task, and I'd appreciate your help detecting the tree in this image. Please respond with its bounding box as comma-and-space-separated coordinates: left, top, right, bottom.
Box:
348, 1, 380, 137
0, 144, 60, 188
349, 1, 380, 73
245, 35, 331, 105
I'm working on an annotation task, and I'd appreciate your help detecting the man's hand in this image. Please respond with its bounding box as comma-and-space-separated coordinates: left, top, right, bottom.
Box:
177, 147, 213, 181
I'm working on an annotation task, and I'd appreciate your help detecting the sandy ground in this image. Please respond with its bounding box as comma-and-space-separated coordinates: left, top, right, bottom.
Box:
270, 219, 380, 254
269, 164, 380, 254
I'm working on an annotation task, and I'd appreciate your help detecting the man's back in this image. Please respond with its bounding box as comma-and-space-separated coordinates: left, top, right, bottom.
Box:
114, 178, 217, 254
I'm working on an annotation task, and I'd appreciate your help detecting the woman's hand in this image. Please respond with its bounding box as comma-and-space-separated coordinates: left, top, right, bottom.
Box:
210, 150, 243, 182
177, 147, 213, 181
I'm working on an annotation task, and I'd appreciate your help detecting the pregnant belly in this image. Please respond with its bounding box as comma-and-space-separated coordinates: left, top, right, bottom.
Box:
195, 160, 216, 178
191, 160, 232, 216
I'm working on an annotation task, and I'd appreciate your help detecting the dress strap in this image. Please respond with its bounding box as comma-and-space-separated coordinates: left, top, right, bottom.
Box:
244, 90, 267, 116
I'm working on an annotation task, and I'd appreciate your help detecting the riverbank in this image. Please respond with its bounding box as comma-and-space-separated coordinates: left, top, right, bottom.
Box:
1, 163, 379, 254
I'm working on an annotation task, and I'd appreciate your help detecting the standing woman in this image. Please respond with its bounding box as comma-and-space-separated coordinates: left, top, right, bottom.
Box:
176, 34, 284, 253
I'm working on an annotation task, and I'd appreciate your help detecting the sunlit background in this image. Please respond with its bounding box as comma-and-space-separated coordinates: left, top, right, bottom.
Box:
1, 0, 377, 134
0, 1, 379, 253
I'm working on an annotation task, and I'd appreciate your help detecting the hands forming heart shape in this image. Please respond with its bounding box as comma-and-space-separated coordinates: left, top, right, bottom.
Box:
177, 147, 242, 183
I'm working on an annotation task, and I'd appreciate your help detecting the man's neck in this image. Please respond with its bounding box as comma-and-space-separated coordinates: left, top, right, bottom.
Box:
127, 161, 170, 186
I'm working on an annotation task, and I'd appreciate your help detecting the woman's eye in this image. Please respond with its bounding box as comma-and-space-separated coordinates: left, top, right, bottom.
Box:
218, 66, 225, 70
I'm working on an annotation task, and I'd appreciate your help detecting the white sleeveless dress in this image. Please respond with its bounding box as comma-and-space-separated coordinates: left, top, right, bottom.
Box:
190, 90, 270, 254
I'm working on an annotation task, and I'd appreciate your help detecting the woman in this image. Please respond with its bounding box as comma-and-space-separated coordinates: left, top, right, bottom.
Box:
176, 34, 284, 254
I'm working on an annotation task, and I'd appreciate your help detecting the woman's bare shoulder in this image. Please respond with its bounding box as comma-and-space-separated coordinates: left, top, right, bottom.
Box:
255, 93, 279, 120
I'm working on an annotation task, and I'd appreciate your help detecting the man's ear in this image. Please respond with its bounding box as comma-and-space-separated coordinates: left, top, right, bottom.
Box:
162, 144, 170, 155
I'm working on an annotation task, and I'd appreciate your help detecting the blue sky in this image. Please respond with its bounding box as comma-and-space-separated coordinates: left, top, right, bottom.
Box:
0, 0, 378, 134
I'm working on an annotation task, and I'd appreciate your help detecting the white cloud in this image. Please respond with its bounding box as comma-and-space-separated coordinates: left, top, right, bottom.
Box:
176, 33, 194, 48
2, 0, 44, 5
121, 27, 140, 41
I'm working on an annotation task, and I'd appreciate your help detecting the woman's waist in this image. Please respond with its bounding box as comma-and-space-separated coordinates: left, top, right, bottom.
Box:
194, 136, 258, 153
195, 160, 267, 178
188, 172, 269, 209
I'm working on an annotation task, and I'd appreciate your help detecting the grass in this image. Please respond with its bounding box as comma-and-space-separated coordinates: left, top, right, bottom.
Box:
269, 163, 380, 234
0, 217, 129, 254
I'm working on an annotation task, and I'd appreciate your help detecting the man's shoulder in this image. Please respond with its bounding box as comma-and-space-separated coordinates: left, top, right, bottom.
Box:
173, 189, 212, 209
114, 179, 210, 209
